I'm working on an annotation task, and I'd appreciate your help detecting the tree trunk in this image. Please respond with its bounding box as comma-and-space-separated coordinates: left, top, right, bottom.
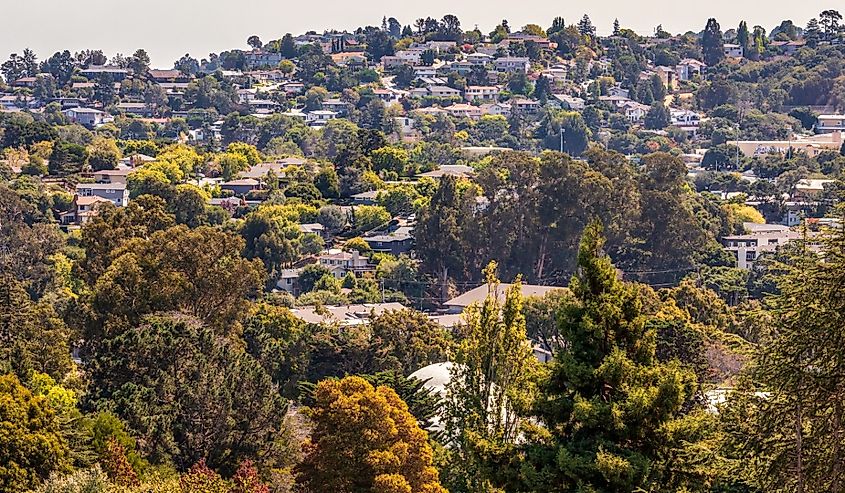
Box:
439, 264, 449, 304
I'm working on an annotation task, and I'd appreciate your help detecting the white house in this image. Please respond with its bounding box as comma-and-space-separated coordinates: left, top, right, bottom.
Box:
62, 107, 113, 128
464, 85, 500, 102
816, 115, 845, 134
676, 59, 706, 81
494, 57, 530, 73
724, 44, 744, 58
722, 223, 818, 270
76, 182, 129, 207
306, 110, 338, 126
318, 249, 373, 277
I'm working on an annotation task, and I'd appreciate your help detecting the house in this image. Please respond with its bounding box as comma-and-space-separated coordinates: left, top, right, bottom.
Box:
722, 223, 820, 269
363, 226, 414, 255
445, 103, 483, 119
351, 190, 378, 205
76, 182, 129, 207
116, 102, 152, 117
483, 102, 512, 117
444, 283, 565, 314
621, 101, 650, 122
551, 94, 585, 110
79, 65, 130, 81
607, 86, 630, 98
120, 153, 156, 167
816, 115, 845, 133
371, 88, 393, 102
731, 132, 844, 158
60, 196, 113, 226
793, 179, 836, 201
465, 52, 493, 65
282, 81, 305, 95
464, 85, 500, 102
541, 65, 569, 82
512, 98, 541, 115
62, 107, 113, 128
248, 99, 281, 114
306, 110, 339, 126
670, 109, 702, 127
13, 76, 37, 88
418, 164, 475, 179
93, 169, 132, 185
299, 223, 328, 239
148, 69, 191, 84
653, 66, 679, 91
393, 116, 416, 137
276, 268, 303, 294
220, 178, 261, 196
426, 86, 462, 98
676, 59, 706, 81
289, 302, 406, 326
322, 99, 351, 116
318, 249, 373, 277
494, 57, 530, 73
244, 49, 284, 69
723, 43, 744, 58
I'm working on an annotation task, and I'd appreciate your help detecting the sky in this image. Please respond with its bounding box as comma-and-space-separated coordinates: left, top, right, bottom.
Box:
0, 0, 841, 67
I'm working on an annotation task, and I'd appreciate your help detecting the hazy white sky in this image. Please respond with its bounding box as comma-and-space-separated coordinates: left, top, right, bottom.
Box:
1, 0, 840, 67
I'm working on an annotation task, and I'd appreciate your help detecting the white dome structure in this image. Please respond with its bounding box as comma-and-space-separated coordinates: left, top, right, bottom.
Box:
408, 362, 453, 399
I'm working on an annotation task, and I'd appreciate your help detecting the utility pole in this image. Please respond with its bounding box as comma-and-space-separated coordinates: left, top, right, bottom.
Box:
559, 126, 566, 153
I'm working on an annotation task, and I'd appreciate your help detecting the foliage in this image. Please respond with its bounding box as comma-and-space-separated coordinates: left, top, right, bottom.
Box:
296, 376, 446, 493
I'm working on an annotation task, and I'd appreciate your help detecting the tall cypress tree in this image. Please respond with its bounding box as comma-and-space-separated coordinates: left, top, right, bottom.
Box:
701, 18, 725, 66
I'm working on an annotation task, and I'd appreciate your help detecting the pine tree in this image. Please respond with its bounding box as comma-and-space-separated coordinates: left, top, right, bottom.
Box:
516, 222, 702, 491
613, 18, 621, 36
578, 14, 596, 37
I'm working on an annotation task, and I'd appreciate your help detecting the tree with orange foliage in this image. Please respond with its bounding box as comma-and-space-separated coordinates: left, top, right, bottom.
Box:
296, 376, 446, 493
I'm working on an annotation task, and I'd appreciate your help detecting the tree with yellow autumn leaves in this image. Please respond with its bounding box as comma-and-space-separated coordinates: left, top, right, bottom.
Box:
296, 376, 446, 493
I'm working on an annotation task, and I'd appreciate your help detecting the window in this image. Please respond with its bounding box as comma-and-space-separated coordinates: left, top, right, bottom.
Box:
746, 251, 756, 262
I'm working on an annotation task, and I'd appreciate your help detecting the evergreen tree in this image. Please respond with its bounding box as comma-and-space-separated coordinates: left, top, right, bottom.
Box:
701, 18, 725, 66
613, 18, 621, 36
728, 229, 845, 491
578, 14, 596, 37
736, 21, 750, 52
515, 222, 702, 491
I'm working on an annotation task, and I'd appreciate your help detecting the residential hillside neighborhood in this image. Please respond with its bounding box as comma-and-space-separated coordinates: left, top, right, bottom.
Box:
4, 8, 845, 493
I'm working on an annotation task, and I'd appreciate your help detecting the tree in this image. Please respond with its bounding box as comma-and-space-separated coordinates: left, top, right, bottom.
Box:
368, 309, 452, 375
352, 204, 391, 234
174, 53, 200, 75
516, 222, 703, 492
736, 21, 750, 52
247, 35, 263, 50
128, 49, 150, 75
578, 14, 596, 36
644, 102, 671, 129
84, 225, 264, 338
296, 376, 447, 493
820, 9, 843, 39
415, 176, 474, 302
613, 18, 621, 36
280, 33, 298, 58
443, 263, 539, 491
88, 313, 287, 474
0, 374, 71, 493
701, 18, 725, 66
729, 230, 845, 491
86, 136, 122, 171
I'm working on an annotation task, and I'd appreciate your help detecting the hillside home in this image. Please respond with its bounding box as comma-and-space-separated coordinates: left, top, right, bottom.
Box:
76, 182, 129, 207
